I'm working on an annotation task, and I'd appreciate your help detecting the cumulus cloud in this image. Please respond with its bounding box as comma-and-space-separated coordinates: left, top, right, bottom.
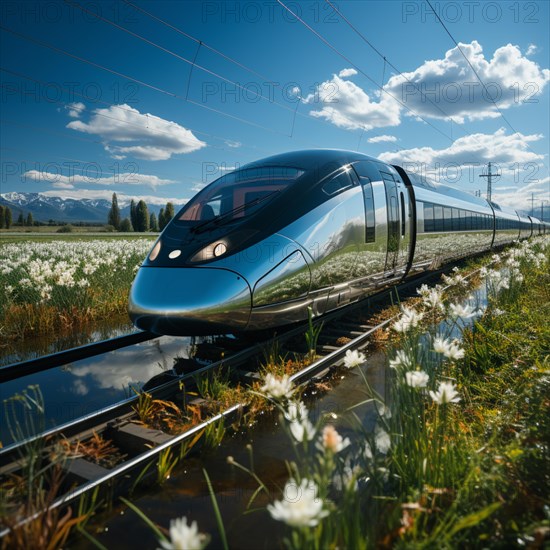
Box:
24, 170, 176, 189
304, 71, 401, 131
526, 44, 538, 56
385, 41, 550, 123
377, 128, 544, 167
338, 68, 358, 78
489, 175, 549, 213
367, 134, 397, 143
66, 104, 206, 160
65, 102, 85, 118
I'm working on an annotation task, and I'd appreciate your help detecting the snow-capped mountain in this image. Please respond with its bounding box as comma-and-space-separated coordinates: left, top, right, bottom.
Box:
0, 192, 178, 223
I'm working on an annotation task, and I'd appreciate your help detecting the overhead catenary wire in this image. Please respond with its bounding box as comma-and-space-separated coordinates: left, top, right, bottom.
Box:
0, 67, 274, 158
424, 0, 549, 177
276, 0, 456, 145
0, 25, 293, 138
323, 0, 549, 189
64, 0, 304, 119
107, 0, 412, 148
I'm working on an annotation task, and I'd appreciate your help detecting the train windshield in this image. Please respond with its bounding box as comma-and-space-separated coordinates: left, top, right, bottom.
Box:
179, 166, 304, 224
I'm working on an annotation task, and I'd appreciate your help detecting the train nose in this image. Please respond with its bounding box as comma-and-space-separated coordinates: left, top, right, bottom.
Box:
129, 267, 251, 335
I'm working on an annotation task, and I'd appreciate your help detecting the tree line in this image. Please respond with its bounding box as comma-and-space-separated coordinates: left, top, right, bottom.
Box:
0, 206, 34, 228
107, 193, 175, 232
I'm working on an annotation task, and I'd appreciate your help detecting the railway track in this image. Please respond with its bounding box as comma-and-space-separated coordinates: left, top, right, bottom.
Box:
0, 261, 482, 539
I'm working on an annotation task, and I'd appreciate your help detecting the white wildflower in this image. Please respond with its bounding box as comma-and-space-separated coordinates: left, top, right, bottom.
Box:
392, 306, 423, 332
289, 417, 316, 442
449, 303, 476, 319
422, 286, 444, 310
429, 381, 460, 405
283, 400, 308, 423
158, 516, 209, 550
343, 349, 366, 368
268, 478, 329, 527
260, 373, 294, 400
284, 401, 316, 442
432, 336, 465, 360
389, 350, 414, 370
365, 426, 391, 458
317, 425, 351, 454
405, 370, 429, 388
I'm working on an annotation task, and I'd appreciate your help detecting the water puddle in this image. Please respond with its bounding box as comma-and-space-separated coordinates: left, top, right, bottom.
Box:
0, 335, 194, 445
0, 317, 136, 368
78, 272, 493, 548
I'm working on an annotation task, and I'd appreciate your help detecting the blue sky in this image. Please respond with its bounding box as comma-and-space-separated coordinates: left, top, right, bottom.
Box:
1, 0, 549, 215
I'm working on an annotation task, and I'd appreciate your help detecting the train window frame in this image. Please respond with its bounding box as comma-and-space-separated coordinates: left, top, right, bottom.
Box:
400, 192, 406, 236
360, 176, 376, 243
321, 168, 354, 197
443, 207, 452, 231
423, 202, 434, 232
433, 205, 444, 232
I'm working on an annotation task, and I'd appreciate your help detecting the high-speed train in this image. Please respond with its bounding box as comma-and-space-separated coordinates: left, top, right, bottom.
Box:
129, 149, 548, 335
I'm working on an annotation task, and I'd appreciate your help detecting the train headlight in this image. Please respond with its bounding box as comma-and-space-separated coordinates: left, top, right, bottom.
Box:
189, 240, 229, 263
149, 240, 162, 261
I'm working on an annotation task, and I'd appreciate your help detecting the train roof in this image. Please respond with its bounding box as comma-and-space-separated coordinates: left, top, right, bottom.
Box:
240, 149, 379, 172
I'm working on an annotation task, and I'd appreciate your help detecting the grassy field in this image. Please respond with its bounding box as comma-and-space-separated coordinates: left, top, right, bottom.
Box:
0, 235, 156, 342
223, 236, 550, 550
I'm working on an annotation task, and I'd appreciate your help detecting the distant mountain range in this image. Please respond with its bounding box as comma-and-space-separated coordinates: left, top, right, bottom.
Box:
0, 192, 183, 224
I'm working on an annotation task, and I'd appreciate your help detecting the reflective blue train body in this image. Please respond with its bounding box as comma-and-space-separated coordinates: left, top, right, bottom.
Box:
129, 150, 548, 335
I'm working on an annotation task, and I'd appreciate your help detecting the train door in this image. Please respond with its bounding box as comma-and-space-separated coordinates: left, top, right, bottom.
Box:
381, 173, 400, 272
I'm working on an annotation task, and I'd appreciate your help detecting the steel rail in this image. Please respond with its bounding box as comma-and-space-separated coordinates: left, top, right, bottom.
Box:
0, 263, 484, 539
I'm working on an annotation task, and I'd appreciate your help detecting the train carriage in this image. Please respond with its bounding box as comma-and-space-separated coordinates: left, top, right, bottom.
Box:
129, 150, 536, 335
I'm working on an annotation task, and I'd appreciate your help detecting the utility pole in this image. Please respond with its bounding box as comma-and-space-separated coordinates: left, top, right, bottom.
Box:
531, 193, 535, 216
479, 162, 494, 203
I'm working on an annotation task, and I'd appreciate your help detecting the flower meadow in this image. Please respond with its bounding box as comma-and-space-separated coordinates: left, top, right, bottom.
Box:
0, 238, 154, 340
135, 235, 549, 550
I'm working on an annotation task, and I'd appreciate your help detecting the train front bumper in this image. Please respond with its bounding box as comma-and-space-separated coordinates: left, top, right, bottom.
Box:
128, 266, 251, 335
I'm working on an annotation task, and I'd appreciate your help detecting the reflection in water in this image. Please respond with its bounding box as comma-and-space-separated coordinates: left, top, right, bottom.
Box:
81, 271, 492, 550
0, 335, 192, 445
0, 318, 136, 367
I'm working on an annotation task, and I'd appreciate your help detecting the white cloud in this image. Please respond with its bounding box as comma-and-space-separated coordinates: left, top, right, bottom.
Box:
385, 41, 550, 123
65, 102, 85, 118
491, 176, 549, 212
40, 188, 187, 206
304, 72, 401, 131
526, 44, 538, 56
66, 104, 206, 160
338, 68, 358, 78
24, 170, 176, 188
367, 134, 397, 143
377, 128, 545, 167
225, 139, 242, 148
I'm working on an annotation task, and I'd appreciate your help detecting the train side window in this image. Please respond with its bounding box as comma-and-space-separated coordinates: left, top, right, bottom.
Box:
322, 170, 353, 196
452, 208, 459, 231
424, 202, 434, 232
444, 207, 452, 231
360, 177, 376, 243
457, 210, 463, 230
434, 205, 444, 232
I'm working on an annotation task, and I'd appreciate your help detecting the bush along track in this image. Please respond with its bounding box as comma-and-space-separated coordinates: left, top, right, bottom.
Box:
127, 236, 549, 550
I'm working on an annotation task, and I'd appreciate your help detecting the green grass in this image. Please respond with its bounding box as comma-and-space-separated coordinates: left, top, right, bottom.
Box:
230, 237, 550, 549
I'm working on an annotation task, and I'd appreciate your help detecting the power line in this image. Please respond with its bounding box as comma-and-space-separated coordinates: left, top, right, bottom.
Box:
0, 24, 290, 138
0, 67, 274, 158
64, 0, 301, 118
325, 0, 455, 123
276, 0, 455, 144
122, 0, 275, 84
424, 0, 547, 172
